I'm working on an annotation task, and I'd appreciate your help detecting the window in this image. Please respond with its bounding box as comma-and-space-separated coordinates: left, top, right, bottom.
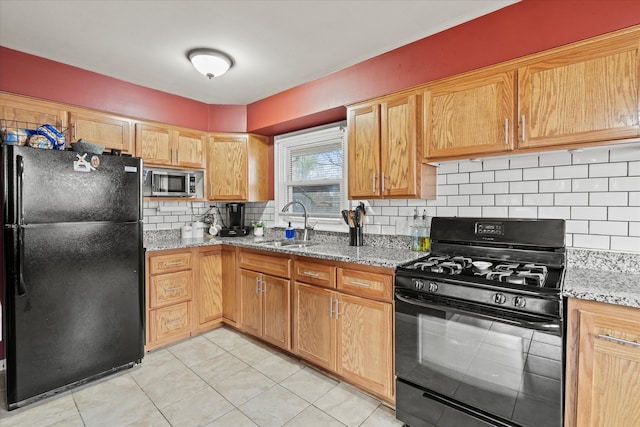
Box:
275, 122, 347, 229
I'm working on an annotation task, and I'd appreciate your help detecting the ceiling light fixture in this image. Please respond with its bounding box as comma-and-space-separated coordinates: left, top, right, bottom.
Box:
187, 48, 233, 79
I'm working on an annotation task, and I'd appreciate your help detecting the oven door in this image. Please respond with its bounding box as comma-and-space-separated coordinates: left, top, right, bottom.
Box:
395, 289, 564, 427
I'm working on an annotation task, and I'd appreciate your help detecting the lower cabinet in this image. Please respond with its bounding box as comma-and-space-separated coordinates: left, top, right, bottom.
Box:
565, 298, 640, 427
292, 260, 394, 402
238, 249, 292, 350
146, 246, 223, 350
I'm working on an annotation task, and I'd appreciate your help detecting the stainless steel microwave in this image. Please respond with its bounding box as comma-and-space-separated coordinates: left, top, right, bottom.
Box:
143, 169, 196, 197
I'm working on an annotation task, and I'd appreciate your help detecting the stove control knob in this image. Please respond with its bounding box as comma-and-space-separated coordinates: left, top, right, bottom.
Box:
414, 280, 425, 290
493, 293, 507, 305
513, 296, 527, 308
428, 282, 438, 293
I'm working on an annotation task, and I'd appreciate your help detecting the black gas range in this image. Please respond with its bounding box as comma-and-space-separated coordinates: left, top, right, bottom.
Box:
395, 217, 566, 427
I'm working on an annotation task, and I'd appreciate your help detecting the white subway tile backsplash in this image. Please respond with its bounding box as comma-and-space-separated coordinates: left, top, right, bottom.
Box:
483, 182, 510, 194
470, 195, 495, 206
438, 184, 459, 196
608, 206, 640, 222
609, 144, 640, 162
437, 162, 459, 174
496, 194, 522, 206
459, 161, 483, 172
510, 181, 538, 193
610, 176, 640, 191
571, 206, 607, 220
573, 234, 610, 250
566, 220, 589, 234
589, 192, 628, 206
482, 158, 510, 170
459, 207, 482, 217
508, 206, 537, 218
539, 206, 571, 219
524, 193, 553, 206
629, 161, 640, 176
539, 179, 571, 193
554, 164, 588, 179
589, 162, 627, 177
495, 169, 522, 182
555, 193, 589, 206
539, 151, 572, 166
629, 222, 640, 237
436, 207, 458, 217
571, 148, 609, 164
590, 220, 628, 236
469, 171, 495, 183
572, 178, 608, 192
630, 192, 640, 206
610, 236, 640, 252
459, 183, 483, 194
447, 195, 470, 206
482, 206, 508, 217
523, 167, 554, 181
447, 173, 470, 184
380, 206, 399, 216
510, 156, 538, 169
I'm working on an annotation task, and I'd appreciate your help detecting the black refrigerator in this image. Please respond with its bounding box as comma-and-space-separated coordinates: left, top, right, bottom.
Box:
1, 145, 145, 409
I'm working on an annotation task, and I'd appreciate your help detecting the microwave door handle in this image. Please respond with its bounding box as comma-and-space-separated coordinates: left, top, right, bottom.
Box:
394, 291, 560, 333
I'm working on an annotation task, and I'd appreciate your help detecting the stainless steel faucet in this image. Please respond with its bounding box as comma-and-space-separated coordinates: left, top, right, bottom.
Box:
281, 201, 313, 241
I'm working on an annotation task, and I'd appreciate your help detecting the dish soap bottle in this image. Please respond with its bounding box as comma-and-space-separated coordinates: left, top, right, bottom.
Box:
420, 210, 431, 252
285, 222, 295, 240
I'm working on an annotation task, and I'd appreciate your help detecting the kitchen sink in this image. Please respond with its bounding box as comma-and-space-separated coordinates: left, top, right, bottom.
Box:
259, 239, 316, 248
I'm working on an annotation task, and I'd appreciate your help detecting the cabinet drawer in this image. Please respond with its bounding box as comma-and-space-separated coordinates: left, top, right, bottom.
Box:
149, 270, 192, 308
150, 302, 191, 342
337, 268, 392, 301
238, 250, 291, 278
149, 251, 192, 274
294, 260, 336, 289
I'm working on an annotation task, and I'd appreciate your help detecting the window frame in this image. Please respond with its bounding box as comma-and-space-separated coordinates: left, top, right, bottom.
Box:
274, 121, 348, 232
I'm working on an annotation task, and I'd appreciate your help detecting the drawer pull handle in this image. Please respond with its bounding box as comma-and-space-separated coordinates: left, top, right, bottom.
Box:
165, 286, 183, 292
596, 334, 640, 347
164, 318, 182, 326
303, 271, 320, 278
163, 261, 184, 266
349, 280, 371, 288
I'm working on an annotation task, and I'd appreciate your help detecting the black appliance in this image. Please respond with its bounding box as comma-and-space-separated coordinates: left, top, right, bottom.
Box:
2, 145, 144, 410
395, 217, 566, 427
219, 202, 251, 237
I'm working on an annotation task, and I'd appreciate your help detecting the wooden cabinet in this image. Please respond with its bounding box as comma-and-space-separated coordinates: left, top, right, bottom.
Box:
565, 298, 640, 427
221, 246, 239, 325
238, 249, 291, 350
146, 249, 193, 349
193, 247, 223, 334
136, 123, 205, 168
423, 69, 515, 159
292, 258, 394, 402
518, 33, 639, 149
68, 108, 134, 154
206, 133, 269, 201
347, 92, 436, 199
0, 92, 67, 129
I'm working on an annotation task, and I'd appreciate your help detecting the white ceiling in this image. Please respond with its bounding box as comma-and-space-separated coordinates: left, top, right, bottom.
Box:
0, 0, 518, 105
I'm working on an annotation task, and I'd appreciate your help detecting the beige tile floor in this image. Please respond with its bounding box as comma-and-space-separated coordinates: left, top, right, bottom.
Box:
0, 327, 403, 427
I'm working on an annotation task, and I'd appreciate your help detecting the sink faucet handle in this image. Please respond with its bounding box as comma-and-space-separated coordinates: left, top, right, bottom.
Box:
307, 221, 318, 230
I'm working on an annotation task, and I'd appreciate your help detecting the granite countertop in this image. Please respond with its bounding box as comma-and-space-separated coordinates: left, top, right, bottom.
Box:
563, 249, 640, 309
144, 233, 425, 269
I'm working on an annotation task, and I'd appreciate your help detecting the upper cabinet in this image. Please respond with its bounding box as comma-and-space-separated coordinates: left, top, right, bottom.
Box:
136, 123, 205, 168
423, 69, 516, 160
69, 108, 134, 154
347, 92, 436, 199
206, 133, 269, 201
517, 32, 640, 149
1, 93, 67, 129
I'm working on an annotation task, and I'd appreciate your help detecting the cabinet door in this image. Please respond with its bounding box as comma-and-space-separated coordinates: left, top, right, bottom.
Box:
208, 135, 247, 200
347, 103, 381, 199
196, 248, 222, 326
262, 275, 291, 350
175, 129, 205, 168
381, 93, 417, 197
336, 294, 393, 398
149, 270, 192, 308
69, 109, 133, 154
221, 246, 238, 324
0, 93, 67, 129
424, 70, 515, 159
518, 35, 640, 148
567, 299, 640, 427
136, 123, 173, 166
293, 282, 335, 370
238, 269, 263, 337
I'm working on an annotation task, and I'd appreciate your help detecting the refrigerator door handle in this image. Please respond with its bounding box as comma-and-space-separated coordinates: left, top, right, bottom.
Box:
17, 227, 26, 296
17, 155, 25, 225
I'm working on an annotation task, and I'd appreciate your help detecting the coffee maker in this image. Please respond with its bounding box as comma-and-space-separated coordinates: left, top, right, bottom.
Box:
218, 202, 252, 237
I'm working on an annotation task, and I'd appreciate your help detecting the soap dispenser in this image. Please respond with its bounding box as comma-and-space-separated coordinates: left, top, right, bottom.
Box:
285, 222, 295, 240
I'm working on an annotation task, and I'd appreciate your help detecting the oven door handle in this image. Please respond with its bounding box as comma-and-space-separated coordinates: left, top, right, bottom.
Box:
394, 291, 560, 332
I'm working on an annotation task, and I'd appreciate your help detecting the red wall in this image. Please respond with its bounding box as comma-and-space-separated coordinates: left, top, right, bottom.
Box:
247, 0, 640, 135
